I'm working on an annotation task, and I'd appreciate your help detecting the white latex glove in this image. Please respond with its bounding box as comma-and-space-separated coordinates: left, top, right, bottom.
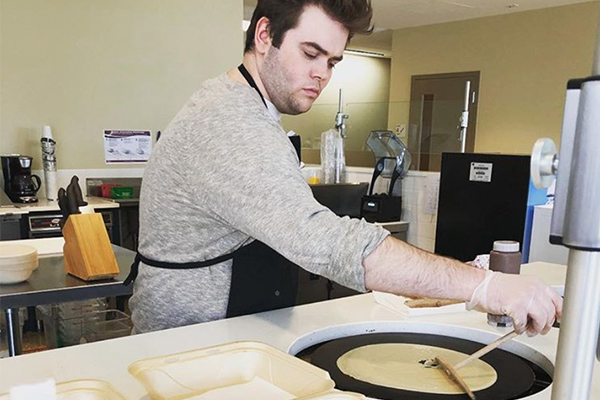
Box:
467, 271, 563, 336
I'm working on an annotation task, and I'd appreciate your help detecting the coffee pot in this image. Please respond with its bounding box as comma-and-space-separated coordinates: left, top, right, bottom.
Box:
1, 155, 42, 203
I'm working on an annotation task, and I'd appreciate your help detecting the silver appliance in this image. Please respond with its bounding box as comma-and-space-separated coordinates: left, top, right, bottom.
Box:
529, 7, 600, 396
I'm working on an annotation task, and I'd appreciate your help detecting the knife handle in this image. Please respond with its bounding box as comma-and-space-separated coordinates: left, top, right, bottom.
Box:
66, 182, 81, 215
70, 175, 88, 207
57, 187, 69, 228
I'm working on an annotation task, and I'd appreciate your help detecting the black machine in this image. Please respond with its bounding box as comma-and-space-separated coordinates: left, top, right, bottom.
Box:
310, 182, 369, 219
1, 155, 41, 203
434, 153, 535, 262
361, 131, 411, 222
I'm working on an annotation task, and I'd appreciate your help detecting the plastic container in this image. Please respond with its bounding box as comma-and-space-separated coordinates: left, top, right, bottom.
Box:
101, 183, 121, 198
110, 186, 133, 199
36, 300, 108, 348
0, 379, 126, 400
0, 243, 38, 284
128, 341, 338, 400
305, 169, 321, 185
83, 310, 132, 342
320, 129, 346, 184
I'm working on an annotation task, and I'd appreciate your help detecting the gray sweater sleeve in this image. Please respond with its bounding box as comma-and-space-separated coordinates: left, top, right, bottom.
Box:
185, 83, 389, 291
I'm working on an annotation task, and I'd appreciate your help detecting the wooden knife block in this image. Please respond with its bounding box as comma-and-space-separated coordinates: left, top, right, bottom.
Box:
62, 213, 120, 281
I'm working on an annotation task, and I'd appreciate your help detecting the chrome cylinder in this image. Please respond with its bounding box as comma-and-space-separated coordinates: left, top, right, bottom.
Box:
550, 83, 579, 243
551, 250, 600, 399
563, 80, 600, 249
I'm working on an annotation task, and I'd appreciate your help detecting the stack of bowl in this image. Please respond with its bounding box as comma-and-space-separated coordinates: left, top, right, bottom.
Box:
0, 243, 38, 284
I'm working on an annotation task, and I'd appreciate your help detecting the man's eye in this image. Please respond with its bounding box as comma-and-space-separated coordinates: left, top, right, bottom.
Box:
328, 62, 337, 69
304, 52, 317, 59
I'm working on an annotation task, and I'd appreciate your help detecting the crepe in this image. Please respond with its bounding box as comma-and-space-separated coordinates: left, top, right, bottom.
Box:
337, 343, 497, 394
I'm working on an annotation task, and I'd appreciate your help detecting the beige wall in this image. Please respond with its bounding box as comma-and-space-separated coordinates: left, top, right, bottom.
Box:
0, 0, 243, 169
389, 1, 599, 155
282, 54, 391, 166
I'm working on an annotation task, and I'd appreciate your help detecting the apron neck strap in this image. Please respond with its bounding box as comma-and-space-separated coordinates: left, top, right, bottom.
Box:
238, 64, 267, 107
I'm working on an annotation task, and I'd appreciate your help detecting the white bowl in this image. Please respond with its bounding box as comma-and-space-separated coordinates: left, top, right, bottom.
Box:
0, 243, 38, 284
0, 268, 34, 284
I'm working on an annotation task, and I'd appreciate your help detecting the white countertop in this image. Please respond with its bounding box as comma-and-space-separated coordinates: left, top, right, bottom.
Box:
0, 206, 28, 216
0, 261, 596, 399
6, 237, 65, 258
0, 197, 118, 215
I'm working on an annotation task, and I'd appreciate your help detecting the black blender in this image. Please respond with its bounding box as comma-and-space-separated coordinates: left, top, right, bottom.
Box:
1, 155, 41, 203
360, 131, 411, 222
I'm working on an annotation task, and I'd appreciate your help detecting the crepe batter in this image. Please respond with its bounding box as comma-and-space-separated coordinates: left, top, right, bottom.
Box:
337, 343, 498, 394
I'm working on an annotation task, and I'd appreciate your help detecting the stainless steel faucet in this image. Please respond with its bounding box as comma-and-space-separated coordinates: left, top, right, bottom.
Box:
333, 89, 349, 183
335, 89, 349, 138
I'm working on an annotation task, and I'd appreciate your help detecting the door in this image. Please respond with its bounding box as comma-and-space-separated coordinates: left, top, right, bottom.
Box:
408, 71, 480, 171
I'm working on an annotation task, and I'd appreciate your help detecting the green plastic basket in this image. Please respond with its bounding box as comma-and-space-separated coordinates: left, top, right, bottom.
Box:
110, 186, 134, 199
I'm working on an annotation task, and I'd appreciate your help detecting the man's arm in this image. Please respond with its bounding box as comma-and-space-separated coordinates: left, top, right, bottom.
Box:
364, 236, 484, 301
363, 236, 563, 336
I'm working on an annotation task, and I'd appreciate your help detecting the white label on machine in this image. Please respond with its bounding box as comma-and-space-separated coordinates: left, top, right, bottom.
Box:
469, 162, 493, 182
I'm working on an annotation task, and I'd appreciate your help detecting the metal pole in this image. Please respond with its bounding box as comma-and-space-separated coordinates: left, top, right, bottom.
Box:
4, 308, 23, 357
551, 252, 600, 399
459, 80, 471, 153
334, 89, 349, 184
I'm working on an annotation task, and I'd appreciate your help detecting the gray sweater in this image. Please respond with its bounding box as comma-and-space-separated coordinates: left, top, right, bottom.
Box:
129, 74, 389, 333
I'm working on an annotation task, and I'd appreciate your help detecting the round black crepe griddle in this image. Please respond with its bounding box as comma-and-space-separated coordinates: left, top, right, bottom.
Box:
310, 333, 535, 400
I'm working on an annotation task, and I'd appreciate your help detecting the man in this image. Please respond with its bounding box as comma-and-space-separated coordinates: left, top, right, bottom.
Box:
128, 0, 562, 336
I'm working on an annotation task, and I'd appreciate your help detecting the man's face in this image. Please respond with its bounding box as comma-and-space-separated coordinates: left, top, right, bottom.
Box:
259, 6, 349, 115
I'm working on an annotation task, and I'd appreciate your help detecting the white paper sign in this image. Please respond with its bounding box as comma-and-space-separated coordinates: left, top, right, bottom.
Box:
469, 162, 493, 182
104, 130, 152, 164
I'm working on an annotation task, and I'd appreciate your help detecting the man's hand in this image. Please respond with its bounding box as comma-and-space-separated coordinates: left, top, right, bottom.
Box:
467, 271, 563, 336
364, 237, 562, 336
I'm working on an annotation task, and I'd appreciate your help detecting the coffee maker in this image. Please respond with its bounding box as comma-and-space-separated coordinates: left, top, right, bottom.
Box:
1, 155, 41, 203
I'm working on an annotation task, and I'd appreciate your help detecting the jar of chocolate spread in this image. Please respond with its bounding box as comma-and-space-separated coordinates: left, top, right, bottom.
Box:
490, 240, 522, 275
488, 240, 521, 328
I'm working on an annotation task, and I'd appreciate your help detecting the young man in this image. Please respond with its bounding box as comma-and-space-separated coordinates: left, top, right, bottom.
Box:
129, 0, 562, 336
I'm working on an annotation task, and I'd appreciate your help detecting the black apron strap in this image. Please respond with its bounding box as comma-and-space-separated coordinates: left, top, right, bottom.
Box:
124, 239, 300, 319
237, 63, 302, 162
123, 242, 257, 286
123, 253, 141, 286
238, 64, 266, 107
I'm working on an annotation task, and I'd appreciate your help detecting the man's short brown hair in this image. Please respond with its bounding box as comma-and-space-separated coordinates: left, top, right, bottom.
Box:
244, 0, 373, 53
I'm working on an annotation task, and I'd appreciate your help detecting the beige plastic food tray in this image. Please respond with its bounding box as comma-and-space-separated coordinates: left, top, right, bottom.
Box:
0, 379, 126, 400
128, 341, 365, 400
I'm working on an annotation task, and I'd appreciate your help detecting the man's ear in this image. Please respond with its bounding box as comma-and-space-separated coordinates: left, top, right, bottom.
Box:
254, 16, 272, 55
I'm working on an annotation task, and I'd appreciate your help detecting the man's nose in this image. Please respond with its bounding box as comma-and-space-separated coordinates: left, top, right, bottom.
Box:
311, 60, 331, 83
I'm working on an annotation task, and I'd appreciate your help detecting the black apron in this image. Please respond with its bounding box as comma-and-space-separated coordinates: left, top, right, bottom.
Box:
124, 64, 301, 318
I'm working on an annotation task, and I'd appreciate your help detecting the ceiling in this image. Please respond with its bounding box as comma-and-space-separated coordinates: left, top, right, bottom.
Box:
243, 0, 593, 51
